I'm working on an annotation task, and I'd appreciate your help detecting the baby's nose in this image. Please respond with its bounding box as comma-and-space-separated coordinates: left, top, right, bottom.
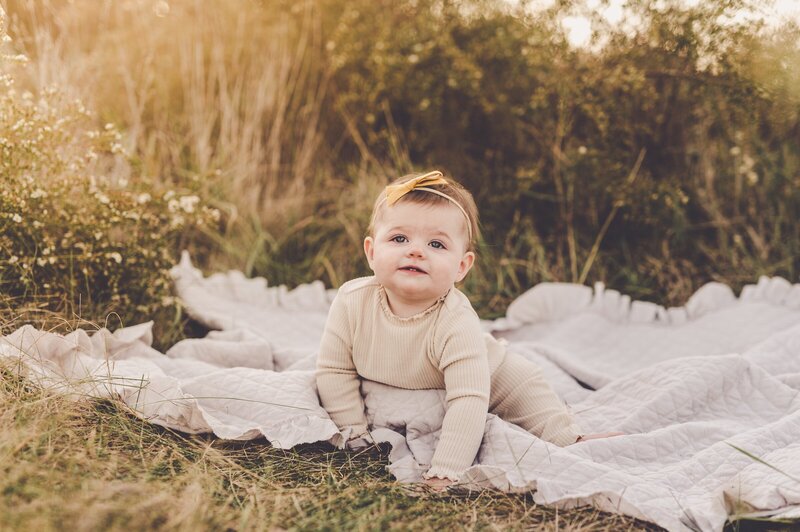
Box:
407, 244, 424, 257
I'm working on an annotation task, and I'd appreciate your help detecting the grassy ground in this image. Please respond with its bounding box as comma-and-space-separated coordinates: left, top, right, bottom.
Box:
1, 362, 664, 531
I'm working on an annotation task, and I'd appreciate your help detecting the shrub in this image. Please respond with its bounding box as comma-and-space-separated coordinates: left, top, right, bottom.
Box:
0, 9, 218, 344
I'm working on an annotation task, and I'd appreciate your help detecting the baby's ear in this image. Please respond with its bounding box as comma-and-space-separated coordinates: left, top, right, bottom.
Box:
456, 251, 475, 282
363, 236, 375, 269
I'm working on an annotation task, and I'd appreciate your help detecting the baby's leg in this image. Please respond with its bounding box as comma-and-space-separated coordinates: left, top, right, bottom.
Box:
489, 352, 581, 446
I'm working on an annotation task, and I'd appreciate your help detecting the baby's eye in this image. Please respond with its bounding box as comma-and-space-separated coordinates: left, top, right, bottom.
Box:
429, 240, 446, 250
390, 235, 408, 243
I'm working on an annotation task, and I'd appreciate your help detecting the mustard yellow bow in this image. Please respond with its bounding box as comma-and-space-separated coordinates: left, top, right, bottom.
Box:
384, 171, 449, 206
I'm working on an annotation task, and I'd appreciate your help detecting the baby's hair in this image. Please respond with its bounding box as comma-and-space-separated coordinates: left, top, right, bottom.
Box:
368, 171, 481, 252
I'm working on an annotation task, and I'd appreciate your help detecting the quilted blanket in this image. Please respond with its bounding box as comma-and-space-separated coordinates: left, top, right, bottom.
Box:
2, 251, 799, 532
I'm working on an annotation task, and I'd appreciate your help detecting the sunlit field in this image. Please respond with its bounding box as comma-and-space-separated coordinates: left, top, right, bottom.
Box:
1, 0, 799, 529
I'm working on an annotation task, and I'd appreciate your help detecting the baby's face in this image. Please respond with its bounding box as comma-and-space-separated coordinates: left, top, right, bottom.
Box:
364, 201, 475, 312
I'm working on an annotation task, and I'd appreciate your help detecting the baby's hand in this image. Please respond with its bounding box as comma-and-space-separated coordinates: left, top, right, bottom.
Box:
422, 477, 454, 492
574, 431, 625, 443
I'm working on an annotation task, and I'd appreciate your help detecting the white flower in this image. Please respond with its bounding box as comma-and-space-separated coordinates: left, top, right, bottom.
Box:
137, 193, 151, 204
30, 188, 46, 199
407, 54, 420, 64
36, 257, 47, 267
12, 213, 22, 223
746, 171, 759, 185
578, 146, 588, 155
179, 195, 200, 213
96, 192, 110, 204
9, 256, 19, 264
109, 252, 122, 264
729, 146, 741, 156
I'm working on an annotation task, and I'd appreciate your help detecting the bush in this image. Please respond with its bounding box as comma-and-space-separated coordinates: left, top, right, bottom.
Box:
0, 10, 218, 344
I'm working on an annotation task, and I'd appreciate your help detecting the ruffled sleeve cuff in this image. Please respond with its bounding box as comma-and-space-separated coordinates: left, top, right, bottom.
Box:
342, 424, 371, 441
422, 466, 462, 482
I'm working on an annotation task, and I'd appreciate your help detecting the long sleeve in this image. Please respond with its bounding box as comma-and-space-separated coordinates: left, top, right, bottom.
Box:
315, 292, 369, 435
424, 314, 490, 481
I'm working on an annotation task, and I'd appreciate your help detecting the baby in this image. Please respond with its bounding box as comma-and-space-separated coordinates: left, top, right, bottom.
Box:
316, 170, 617, 489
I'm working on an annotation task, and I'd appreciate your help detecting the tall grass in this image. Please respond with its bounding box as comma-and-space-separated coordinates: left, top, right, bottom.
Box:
7, 0, 328, 224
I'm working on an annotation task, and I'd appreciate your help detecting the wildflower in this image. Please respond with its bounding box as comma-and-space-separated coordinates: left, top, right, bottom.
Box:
36, 257, 47, 267
578, 146, 588, 155
30, 188, 46, 199
9, 256, 18, 264
730, 146, 741, 156
746, 171, 759, 185
96, 192, 110, 204
137, 192, 151, 204
179, 195, 199, 213
108, 252, 123, 264
12, 213, 21, 223
104, 123, 114, 131
407, 54, 420, 64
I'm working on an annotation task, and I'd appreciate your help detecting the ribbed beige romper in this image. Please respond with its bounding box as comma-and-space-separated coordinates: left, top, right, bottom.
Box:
315, 276, 581, 480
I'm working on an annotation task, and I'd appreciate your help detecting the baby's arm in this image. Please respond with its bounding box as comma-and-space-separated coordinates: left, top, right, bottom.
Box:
315, 293, 370, 439
424, 315, 491, 481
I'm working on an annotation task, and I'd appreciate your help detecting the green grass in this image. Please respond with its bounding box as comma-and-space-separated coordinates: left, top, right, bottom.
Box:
0, 360, 668, 531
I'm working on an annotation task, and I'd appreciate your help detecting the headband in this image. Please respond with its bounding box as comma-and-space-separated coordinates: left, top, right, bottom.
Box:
379, 170, 473, 242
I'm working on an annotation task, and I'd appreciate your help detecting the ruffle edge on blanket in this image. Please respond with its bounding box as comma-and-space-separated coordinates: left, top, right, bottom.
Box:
0, 322, 340, 448
490, 275, 800, 332
172, 251, 800, 338
171, 251, 335, 327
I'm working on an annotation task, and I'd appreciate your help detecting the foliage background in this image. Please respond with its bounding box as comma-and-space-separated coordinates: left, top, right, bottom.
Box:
1, 0, 799, 327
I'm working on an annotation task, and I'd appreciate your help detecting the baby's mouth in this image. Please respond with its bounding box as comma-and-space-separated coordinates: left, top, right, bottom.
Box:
399, 266, 427, 274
